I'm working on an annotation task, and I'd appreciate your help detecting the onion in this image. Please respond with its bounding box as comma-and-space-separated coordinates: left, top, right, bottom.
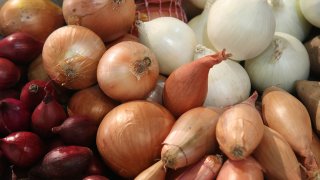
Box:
67, 85, 118, 124
137, 17, 197, 75
0, 98, 30, 135
163, 49, 230, 117
189, 0, 208, 9
32, 90, 67, 138
105, 33, 139, 49
161, 107, 221, 169
311, 133, 320, 168
0, 0, 65, 42
0, 58, 20, 90
216, 92, 264, 160
216, 156, 264, 180
134, 160, 166, 180
0, 32, 43, 64
245, 32, 310, 93
253, 126, 301, 180
304, 35, 320, 76
42, 25, 106, 90
300, 0, 320, 28
27, 55, 50, 81
30, 146, 93, 179
194, 45, 251, 108
62, 0, 136, 42
97, 41, 159, 102
0, 89, 19, 100
83, 175, 110, 180
262, 86, 318, 176
207, 0, 275, 60
0, 131, 45, 168
96, 101, 175, 178
146, 75, 167, 105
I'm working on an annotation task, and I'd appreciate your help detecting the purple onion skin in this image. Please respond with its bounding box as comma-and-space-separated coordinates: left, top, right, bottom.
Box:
0, 131, 45, 168
0, 58, 21, 90
29, 146, 93, 179
20, 80, 49, 112
0, 32, 43, 65
0, 98, 31, 135
0, 89, 19, 100
52, 116, 98, 147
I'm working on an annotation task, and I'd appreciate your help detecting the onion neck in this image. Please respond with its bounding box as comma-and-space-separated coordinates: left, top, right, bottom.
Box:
28, 84, 39, 93
242, 91, 258, 106
131, 57, 152, 80
271, 38, 285, 63
268, 0, 282, 7
198, 50, 231, 69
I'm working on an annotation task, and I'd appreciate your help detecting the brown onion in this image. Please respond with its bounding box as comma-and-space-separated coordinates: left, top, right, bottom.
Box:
0, 58, 21, 90
0, 0, 65, 42
161, 107, 221, 169
216, 156, 264, 180
27, 55, 50, 81
312, 133, 320, 168
134, 160, 166, 180
67, 85, 118, 124
105, 33, 139, 49
253, 126, 301, 180
97, 41, 159, 102
304, 35, 320, 76
262, 86, 318, 175
42, 25, 106, 90
62, 0, 136, 42
96, 101, 175, 178
216, 91, 264, 160
163, 49, 230, 117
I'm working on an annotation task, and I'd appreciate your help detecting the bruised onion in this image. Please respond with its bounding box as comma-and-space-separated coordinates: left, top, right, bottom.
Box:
0, 98, 30, 135
163, 49, 230, 117
216, 92, 264, 160
67, 85, 118, 124
31, 91, 67, 138
62, 0, 136, 42
27, 55, 50, 81
42, 25, 106, 89
0, 58, 20, 90
96, 101, 175, 178
97, 41, 159, 102
0, 131, 45, 167
0, 32, 43, 64
0, 0, 65, 42
161, 107, 221, 169
52, 115, 98, 146
30, 146, 93, 179
216, 156, 264, 180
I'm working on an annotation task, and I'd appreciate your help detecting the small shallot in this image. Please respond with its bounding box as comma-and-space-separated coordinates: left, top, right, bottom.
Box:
161, 107, 221, 169
216, 91, 264, 160
134, 160, 166, 180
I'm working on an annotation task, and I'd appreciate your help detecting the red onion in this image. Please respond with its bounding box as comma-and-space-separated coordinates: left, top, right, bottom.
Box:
31, 92, 67, 138
0, 98, 30, 135
0, 131, 45, 167
0, 89, 19, 100
52, 115, 98, 147
0, 58, 20, 90
30, 146, 93, 179
0, 32, 43, 64
83, 175, 110, 180
85, 155, 107, 176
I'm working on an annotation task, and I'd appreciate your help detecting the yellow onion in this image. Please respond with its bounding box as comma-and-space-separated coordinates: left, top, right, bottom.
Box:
0, 0, 65, 42
216, 91, 264, 160
161, 107, 221, 169
253, 126, 301, 180
134, 160, 166, 180
42, 25, 106, 90
67, 85, 119, 125
262, 86, 318, 175
96, 101, 175, 178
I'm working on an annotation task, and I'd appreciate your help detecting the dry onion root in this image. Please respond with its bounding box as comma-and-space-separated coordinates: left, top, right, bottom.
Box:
216, 91, 264, 160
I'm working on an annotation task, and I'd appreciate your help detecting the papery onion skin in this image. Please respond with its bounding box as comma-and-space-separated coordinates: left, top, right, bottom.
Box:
96, 101, 175, 178
67, 85, 118, 125
0, 0, 65, 42
216, 156, 264, 180
42, 25, 106, 90
253, 126, 301, 180
97, 41, 159, 102
62, 0, 136, 42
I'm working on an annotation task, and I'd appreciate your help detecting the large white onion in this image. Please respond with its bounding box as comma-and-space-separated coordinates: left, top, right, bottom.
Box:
267, 0, 311, 41
245, 32, 310, 93
299, 0, 320, 28
207, 0, 276, 61
137, 17, 197, 75
194, 45, 251, 107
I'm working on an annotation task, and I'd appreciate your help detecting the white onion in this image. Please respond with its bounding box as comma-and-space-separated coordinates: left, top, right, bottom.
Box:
189, 0, 208, 9
188, 0, 215, 50
137, 17, 197, 75
207, 0, 275, 61
267, 0, 311, 41
245, 32, 310, 93
194, 45, 251, 108
299, 0, 320, 28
